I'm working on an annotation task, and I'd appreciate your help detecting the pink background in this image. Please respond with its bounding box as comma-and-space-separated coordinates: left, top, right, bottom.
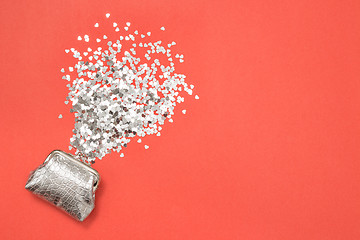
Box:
1, 0, 360, 239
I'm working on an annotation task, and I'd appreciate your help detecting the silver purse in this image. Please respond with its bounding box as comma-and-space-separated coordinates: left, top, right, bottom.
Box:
25, 150, 100, 221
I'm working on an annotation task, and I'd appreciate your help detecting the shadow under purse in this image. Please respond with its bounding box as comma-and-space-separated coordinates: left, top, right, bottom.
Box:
25, 150, 100, 221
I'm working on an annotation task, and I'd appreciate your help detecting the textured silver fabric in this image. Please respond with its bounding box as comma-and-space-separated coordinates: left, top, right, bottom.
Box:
25, 150, 100, 221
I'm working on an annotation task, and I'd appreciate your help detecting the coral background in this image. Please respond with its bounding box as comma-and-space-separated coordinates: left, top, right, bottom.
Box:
1, 0, 360, 239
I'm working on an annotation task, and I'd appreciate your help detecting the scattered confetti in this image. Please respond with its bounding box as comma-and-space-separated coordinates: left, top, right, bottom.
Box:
61, 14, 196, 162
195, 95, 199, 99
94, 23, 99, 27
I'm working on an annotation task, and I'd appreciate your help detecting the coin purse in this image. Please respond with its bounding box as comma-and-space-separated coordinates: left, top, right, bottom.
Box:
25, 150, 100, 221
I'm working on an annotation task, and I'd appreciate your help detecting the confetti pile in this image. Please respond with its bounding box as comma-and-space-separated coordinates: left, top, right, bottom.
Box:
61, 14, 198, 163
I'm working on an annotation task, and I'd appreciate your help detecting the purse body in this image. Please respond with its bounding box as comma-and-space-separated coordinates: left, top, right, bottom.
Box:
25, 150, 100, 221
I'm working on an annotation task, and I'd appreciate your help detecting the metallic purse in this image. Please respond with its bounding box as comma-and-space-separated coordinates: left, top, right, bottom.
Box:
25, 150, 100, 221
